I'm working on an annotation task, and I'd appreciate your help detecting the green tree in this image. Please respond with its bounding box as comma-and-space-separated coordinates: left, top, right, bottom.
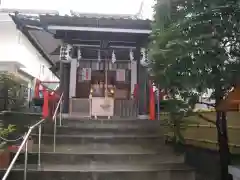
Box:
0, 72, 28, 111
0, 124, 16, 149
150, 0, 240, 180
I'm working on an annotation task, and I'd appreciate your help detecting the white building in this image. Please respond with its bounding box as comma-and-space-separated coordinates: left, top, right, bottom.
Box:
0, 10, 59, 84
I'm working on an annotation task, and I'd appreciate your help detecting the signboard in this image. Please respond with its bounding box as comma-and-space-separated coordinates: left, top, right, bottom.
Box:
83, 68, 91, 81
78, 68, 91, 82
116, 69, 125, 82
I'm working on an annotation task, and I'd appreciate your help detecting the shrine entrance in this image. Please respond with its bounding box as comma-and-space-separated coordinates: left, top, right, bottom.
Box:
75, 69, 116, 98
72, 66, 134, 118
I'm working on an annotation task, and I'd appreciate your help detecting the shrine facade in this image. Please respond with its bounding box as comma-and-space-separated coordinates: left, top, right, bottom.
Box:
10, 11, 152, 118
43, 13, 152, 118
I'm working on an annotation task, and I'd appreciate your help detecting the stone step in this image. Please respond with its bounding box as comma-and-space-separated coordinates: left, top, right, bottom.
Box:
60, 119, 163, 129
0, 163, 195, 180
31, 134, 164, 145
15, 143, 184, 165
54, 126, 162, 136
37, 143, 171, 153
34, 143, 173, 154
18, 152, 185, 165
54, 126, 162, 135
62, 115, 154, 122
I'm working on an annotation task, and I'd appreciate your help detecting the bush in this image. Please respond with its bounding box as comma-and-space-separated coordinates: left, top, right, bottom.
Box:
0, 72, 28, 111
0, 124, 16, 149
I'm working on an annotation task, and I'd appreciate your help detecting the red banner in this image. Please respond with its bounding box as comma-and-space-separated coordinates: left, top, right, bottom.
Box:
149, 85, 155, 120
42, 89, 49, 118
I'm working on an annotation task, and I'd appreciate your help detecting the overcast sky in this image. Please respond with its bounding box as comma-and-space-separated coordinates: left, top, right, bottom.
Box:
0, 0, 154, 19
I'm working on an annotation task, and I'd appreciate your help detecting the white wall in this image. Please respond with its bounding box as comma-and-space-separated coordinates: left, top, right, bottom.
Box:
0, 12, 59, 83
0, 61, 20, 73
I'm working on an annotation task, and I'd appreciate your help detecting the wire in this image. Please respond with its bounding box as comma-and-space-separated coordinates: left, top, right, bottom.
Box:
0, 135, 24, 142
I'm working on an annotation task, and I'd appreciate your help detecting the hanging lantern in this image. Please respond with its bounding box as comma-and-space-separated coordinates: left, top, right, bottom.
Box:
112, 50, 116, 63
59, 44, 72, 63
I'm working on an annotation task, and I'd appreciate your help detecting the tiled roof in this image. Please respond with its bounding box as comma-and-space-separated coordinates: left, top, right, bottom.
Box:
10, 11, 151, 73
70, 10, 140, 20
39, 14, 151, 31
8, 10, 151, 30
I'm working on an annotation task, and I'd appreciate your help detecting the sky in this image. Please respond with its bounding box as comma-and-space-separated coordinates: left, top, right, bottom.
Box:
0, 0, 154, 19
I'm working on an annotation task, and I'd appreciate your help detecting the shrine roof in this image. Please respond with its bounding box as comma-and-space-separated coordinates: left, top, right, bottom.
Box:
9, 11, 152, 71
39, 12, 152, 31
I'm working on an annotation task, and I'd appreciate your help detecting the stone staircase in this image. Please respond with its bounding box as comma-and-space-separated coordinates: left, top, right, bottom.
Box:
1, 118, 195, 180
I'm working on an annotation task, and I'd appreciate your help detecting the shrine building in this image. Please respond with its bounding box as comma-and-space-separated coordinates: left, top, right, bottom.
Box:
11, 11, 152, 119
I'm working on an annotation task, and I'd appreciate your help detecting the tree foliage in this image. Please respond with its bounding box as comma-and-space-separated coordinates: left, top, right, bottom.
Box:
150, 0, 240, 102
0, 72, 28, 111
150, 0, 240, 179
0, 124, 16, 149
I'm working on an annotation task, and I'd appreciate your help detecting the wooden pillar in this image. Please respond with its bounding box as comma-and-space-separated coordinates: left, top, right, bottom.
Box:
59, 44, 71, 113
63, 63, 70, 113
136, 46, 148, 119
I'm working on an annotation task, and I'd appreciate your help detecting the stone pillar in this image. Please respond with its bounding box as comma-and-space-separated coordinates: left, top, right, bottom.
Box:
136, 47, 148, 119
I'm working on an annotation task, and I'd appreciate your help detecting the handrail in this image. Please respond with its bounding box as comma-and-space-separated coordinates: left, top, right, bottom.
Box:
52, 93, 64, 121
1, 118, 45, 180
53, 93, 64, 152
1, 92, 64, 180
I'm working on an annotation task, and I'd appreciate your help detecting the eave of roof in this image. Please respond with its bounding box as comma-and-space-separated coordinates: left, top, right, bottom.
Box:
8, 12, 152, 77
10, 14, 55, 67
18, 68, 35, 80
39, 14, 152, 31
